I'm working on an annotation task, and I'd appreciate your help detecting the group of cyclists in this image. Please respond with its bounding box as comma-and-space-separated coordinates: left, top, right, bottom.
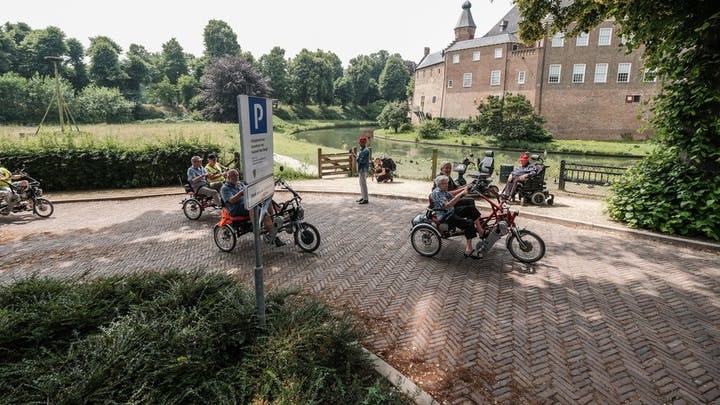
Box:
186, 153, 285, 247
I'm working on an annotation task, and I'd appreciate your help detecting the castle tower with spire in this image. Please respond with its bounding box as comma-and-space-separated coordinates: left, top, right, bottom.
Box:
454, 1, 477, 41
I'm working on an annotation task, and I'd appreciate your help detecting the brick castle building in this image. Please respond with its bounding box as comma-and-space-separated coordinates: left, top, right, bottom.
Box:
411, 1, 660, 140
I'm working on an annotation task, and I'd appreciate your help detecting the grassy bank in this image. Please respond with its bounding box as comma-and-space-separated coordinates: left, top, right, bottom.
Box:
374, 129, 656, 157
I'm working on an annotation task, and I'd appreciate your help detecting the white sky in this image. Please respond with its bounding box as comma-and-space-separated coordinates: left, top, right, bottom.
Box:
3, 0, 515, 66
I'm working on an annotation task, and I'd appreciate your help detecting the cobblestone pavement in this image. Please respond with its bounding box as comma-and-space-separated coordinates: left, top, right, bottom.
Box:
1, 194, 719, 404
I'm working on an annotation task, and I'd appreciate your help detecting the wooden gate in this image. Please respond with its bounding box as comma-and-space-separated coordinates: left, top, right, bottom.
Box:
318, 148, 354, 178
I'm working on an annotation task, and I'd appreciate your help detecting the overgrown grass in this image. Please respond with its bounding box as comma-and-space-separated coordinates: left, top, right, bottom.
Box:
0, 271, 412, 404
0, 120, 352, 170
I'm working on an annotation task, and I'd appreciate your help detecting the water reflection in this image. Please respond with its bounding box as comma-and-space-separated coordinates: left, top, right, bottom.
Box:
294, 128, 642, 182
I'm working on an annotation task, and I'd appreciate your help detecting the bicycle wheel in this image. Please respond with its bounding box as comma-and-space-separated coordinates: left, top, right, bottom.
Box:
506, 229, 545, 263
182, 198, 203, 220
33, 198, 54, 217
294, 223, 321, 252
410, 223, 442, 257
213, 224, 236, 252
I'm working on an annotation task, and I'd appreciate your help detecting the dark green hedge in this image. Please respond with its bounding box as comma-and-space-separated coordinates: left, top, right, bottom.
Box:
2, 141, 224, 191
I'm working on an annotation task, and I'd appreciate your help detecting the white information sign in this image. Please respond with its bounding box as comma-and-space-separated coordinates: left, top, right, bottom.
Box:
238, 95, 275, 209
244, 175, 276, 209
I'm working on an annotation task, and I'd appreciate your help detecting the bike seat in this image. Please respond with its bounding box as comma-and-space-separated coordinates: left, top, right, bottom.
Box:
217, 208, 250, 227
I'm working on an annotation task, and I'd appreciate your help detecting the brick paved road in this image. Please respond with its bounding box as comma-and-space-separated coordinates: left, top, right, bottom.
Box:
1, 194, 719, 404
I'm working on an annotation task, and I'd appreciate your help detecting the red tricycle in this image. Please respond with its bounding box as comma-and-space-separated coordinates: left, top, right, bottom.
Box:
410, 178, 546, 263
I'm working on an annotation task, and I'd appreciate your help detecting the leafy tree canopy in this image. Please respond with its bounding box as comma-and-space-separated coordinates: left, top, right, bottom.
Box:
379, 55, 410, 102
199, 55, 270, 122
259, 46, 289, 102
476, 93, 551, 145
160, 38, 188, 84
203, 19, 241, 59
377, 101, 409, 133
515, 0, 720, 239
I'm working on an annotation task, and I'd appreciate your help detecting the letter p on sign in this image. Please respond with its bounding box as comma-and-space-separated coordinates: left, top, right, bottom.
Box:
248, 96, 267, 134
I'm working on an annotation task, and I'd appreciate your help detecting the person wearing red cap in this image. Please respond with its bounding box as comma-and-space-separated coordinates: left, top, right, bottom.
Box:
350, 136, 370, 204
501, 152, 538, 200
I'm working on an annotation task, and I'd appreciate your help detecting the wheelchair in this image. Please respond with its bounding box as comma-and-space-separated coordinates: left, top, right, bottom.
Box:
510, 155, 555, 206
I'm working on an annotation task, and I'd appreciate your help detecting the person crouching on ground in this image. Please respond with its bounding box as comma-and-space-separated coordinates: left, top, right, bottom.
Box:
373, 158, 391, 183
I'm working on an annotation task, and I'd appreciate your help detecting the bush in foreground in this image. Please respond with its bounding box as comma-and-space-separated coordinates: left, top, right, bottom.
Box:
0, 271, 411, 404
606, 147, 720, 240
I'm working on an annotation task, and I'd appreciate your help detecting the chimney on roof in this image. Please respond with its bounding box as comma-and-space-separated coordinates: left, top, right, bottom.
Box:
499, 20, 508, 32
424, 47, 430, 56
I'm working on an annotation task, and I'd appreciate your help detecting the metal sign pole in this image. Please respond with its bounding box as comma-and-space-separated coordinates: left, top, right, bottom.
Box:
253, 204, 266, 328
238, 94, 275, 329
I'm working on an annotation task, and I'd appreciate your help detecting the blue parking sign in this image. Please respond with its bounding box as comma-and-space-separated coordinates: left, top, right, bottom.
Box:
248, 96, 267, 134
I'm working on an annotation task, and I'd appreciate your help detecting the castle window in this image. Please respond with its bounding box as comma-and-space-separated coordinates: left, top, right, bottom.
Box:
576, 32, 589, 47
551, 32, 565, 47
447, 80, 454, 88
452, 54, 460, 64
617, 63, 631, 82
598, 28, 612, 46
518, 71, 526, 84
494, 48, 503, 58
643, 69, 657, 82
490, 70, 501, 86
472, 51, 480, 61
548, 64, 561, 83
463, 73, 472, 87
594, 63, 608, 83
432, 96, 437, 103
572, 64, 586, 83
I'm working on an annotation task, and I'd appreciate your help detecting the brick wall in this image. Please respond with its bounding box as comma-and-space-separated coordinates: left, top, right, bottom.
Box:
412, 63, 445, 123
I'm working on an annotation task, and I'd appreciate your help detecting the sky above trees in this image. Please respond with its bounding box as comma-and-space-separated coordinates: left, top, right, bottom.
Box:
3, 0, 514, 66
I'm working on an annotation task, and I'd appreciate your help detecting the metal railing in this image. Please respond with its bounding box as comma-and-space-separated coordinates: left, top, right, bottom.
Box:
558, 160, 629, 190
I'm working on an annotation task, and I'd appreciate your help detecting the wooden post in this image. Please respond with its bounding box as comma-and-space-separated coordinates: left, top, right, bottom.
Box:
431, 149, 438, 180
558, 160, 566, 191
350, 146, 358, 176
318, 148, 323, 178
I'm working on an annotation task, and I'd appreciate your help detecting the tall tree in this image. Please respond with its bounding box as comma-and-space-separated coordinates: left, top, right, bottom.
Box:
88, 37, 125, 88
346, 55, 374, 105
64, 38, 88, 91
287, 49, 314, 105
333, 75, 353, 107
0, 29, 16, 74
287, 49, 336, 105
160, 38, 188, 84
379, 55, 411, 102
203, 20, 241, 59
515, 0, 720, 239
120, 53, 151, 101
368, 50, 389, 81
17, 26, 68, 77
199, 55, 270, 122
127, 44, 161, 82
258, 46, 289, 102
